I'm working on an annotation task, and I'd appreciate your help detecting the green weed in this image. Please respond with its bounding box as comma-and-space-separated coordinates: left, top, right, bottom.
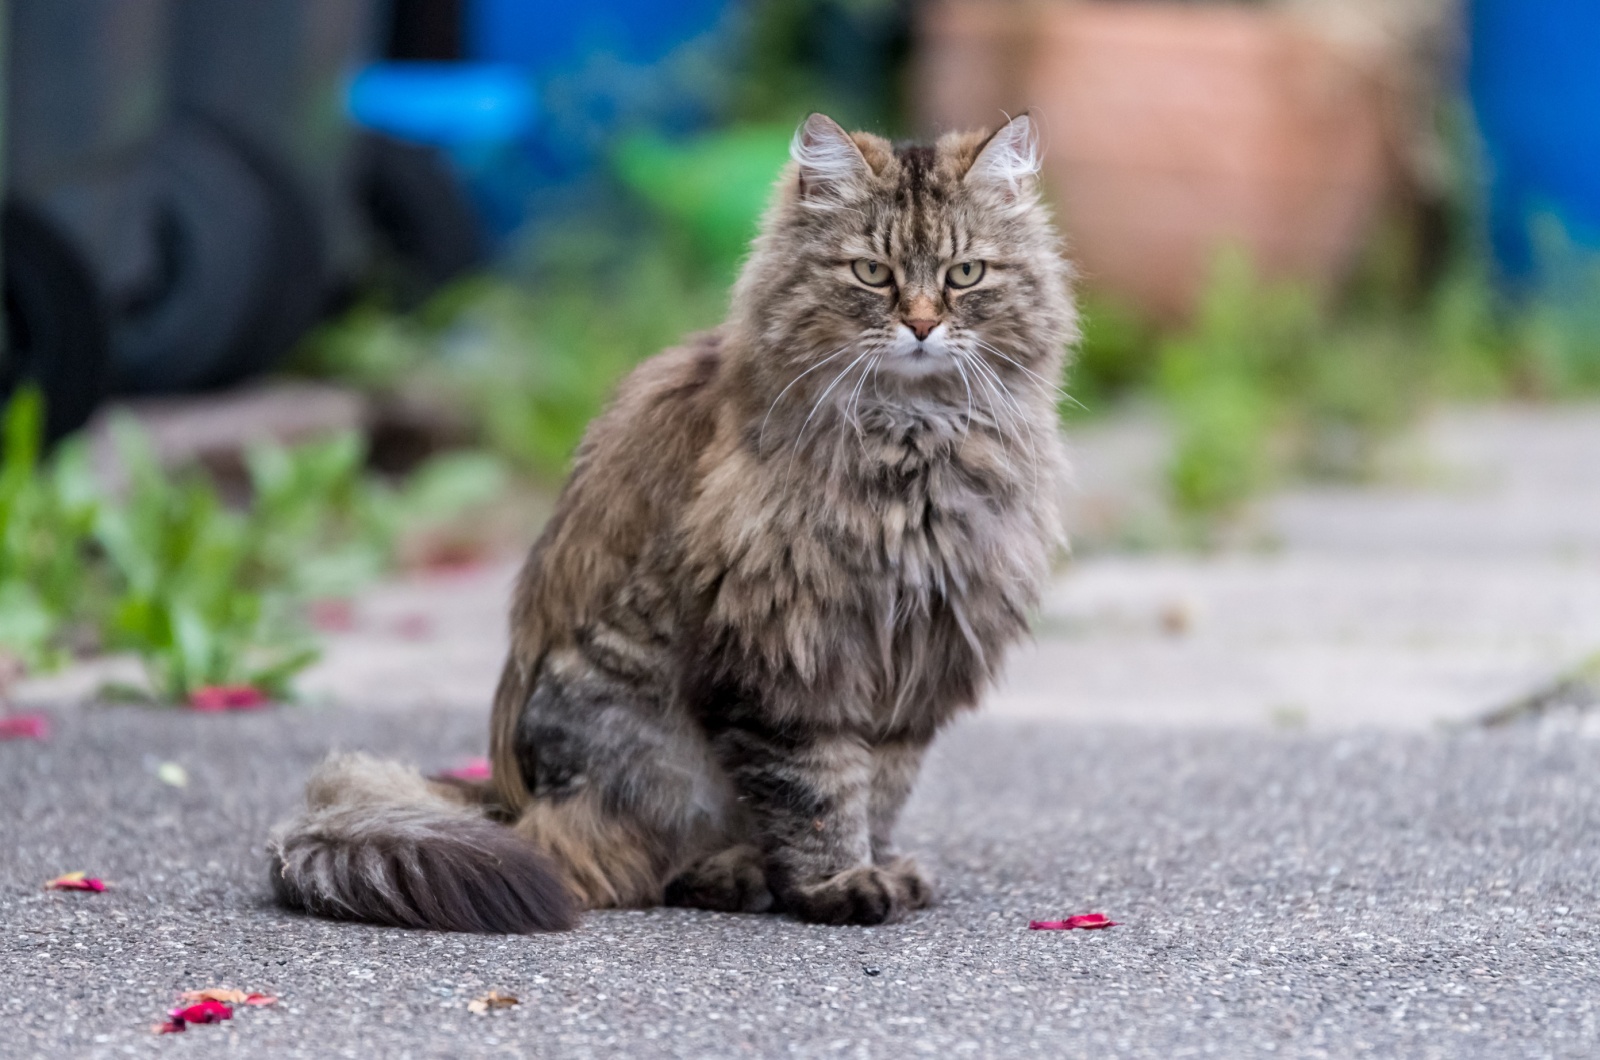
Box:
96, 422, 318, 700
300, 211, 729, 483
1153, 251, 1437, 517
0, 388, 100, 668
0, 386, 507, 702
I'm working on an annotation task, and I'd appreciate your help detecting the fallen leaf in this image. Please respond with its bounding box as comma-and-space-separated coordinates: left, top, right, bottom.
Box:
189, 685, 270, 712
44, 871, 106, 892
1159, 598, 1198, 636
180, 988, 247, 1004
443, 756, 491, 781
155, 761, 189, 788
178, 992, 275, 1011
308, 598, 357, 632
180, 988, 277, 1006
467, 990, 519, 1015
1029, 913, 1119, 931
0, 713, 50, 741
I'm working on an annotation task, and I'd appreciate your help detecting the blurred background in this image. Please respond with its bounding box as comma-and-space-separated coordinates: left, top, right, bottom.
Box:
0, 0, 1596, 712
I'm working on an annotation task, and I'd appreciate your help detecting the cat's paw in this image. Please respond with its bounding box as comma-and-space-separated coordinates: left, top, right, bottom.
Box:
664, 844, 774, 913
878, 856, 935, 910
781, 863, 931, 926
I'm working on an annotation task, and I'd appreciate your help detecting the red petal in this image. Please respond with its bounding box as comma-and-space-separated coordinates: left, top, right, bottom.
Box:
0, 713, 50, 740
45, 872, 106, 892
413, 539, 490, 577
1029, 913, 1119, 930
188, 685, 270, 711
172, 1000, 232, 1024
444, 757, 491, 781
153, 1019, 186, 1034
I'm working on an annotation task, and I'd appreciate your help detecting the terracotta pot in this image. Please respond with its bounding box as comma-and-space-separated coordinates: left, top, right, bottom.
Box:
915, 0, 1392, 317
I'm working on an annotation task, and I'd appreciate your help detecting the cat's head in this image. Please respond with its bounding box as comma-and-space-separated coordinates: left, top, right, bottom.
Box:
733, 112, 1075, 399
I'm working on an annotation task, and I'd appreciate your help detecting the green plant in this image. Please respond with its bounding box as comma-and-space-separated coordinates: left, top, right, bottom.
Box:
97, 426, 511, 702
299, 210, 729, 483
1068, 292, 1161, 415
1155, 251, 1435, 517
1514, 217, 1600, 394
95, 423, 319, 701
0, 383, 511, 701
244, 432, 393, 600
1156, 253, 1309, 514
612, 124, 794, 279
0, 388, 100, 667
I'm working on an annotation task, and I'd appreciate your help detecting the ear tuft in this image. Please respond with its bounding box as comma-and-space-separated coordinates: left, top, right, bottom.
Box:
966, 114, 1041, 200
791, 113, 871, 203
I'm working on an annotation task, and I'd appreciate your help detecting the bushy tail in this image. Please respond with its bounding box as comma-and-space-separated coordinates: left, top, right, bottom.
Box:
268, 753, 577, 933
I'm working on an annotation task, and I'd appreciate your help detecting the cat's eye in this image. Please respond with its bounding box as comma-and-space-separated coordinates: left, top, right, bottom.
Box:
851, 259, 893, 288
946, 261, 986, 289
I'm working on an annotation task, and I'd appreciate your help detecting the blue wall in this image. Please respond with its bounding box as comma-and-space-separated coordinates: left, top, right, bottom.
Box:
1469, 0, 1600, 281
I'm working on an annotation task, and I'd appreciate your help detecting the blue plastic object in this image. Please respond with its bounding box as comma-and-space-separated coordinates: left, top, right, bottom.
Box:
348, 62, 536, 146
347, 62, 541, 238
467, 0, 728, 71
1469, 0, 1600, 281
346, 3, 738, 240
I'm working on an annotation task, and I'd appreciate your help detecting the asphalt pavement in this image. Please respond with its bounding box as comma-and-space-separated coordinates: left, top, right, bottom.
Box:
4, 702, 1598, 1059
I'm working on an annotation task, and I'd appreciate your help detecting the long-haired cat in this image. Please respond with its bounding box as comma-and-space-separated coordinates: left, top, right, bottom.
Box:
268, 112, 1076, 931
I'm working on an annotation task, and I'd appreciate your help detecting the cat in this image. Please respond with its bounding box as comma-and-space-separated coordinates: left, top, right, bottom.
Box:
268, 112, 1076, 932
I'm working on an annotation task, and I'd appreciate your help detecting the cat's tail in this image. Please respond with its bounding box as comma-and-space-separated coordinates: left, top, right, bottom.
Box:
267, 753, 578, 933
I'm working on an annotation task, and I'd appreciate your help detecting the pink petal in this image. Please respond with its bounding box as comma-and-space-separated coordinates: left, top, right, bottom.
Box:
0, 713, 50, 741
45, 872, 107, 892
443, 757, 492, 781
171, 1000, 232, 1024
243, 993, 277, 1006
308, 598, 357, 632
413, 539, 490, 577
153, 1019, 186, 1035
188, 685, 270, 711
393, 614, 433, 640
1029, 913, 1119, 930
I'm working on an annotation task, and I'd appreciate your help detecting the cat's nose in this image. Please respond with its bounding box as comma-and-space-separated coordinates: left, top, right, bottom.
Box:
906, 317, 940, 341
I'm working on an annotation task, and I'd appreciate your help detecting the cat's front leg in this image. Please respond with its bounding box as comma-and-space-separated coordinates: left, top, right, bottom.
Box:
868, 738, 936, 908
717, 726, 925, 925
868, 738, 927, 863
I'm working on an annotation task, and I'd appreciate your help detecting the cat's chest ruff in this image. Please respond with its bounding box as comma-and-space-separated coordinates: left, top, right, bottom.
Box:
805, 432, 1029, 603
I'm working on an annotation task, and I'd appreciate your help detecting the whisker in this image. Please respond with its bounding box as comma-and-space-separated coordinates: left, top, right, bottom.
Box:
951, 355, 976, 438
845, 355, 878, 454
759, 343, 854, 450
962, 353, 1018, 451
963, 350, 1043, 497
785, 347, 876, 483
963, 351, 1021, 433
980, 356, 1039, 453
972, 339, 1083, 409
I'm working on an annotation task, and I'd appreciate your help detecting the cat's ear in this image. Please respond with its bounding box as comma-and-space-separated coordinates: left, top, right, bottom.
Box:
791, 113, 872, 203
965, 113, 1041, 205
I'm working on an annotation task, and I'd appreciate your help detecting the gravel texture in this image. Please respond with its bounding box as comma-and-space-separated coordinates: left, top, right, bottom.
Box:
4, 703, 1598, 1059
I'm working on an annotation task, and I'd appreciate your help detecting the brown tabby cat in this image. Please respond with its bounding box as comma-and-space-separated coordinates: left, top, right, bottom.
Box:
268, 112, 1076, 932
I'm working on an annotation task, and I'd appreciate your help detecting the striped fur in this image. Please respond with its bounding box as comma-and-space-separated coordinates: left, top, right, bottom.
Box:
269, 114, 1075, 931
268, 755, 576, 933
